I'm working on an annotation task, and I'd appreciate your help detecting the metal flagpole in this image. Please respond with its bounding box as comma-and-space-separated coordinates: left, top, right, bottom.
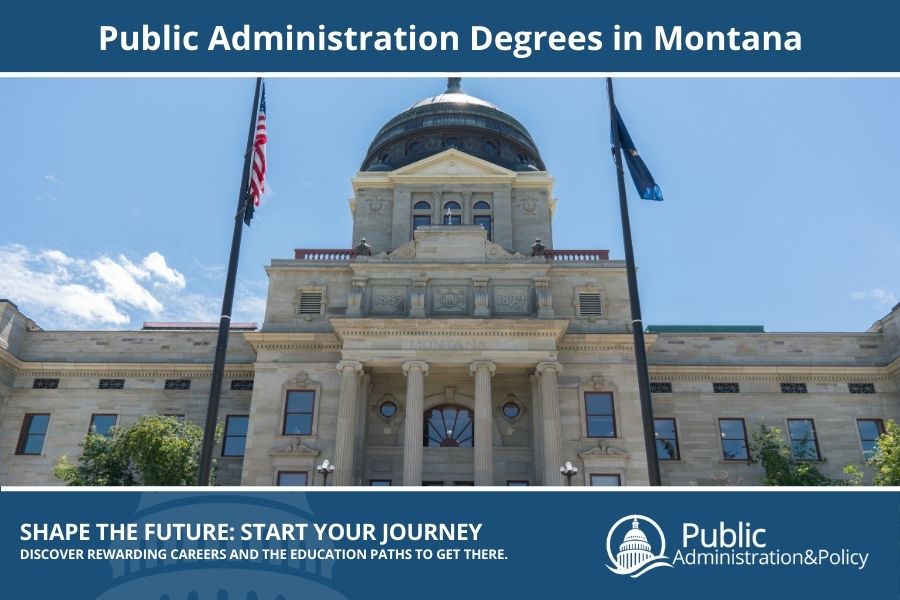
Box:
606, 77, 662, 486
197, 76, 263, 485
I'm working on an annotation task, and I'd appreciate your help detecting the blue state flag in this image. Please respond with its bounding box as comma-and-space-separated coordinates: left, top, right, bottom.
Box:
613, 108, 663, 201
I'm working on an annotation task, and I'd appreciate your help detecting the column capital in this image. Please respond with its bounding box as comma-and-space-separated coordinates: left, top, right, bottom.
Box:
336, 360, 364, 375
536, 361, 563, 376
402, 361, 430, 377
469, 361, 496, 377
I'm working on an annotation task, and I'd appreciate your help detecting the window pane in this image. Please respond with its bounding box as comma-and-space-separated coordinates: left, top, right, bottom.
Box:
413, 201, 431, 210
22, 434, 46, 455
722, 439, 748, 461
474, 216, 492, 240
446, 215, 462, 225
285, 414, 313, 435
28, 414, 50, 435
587, 416, 615, 437
656, 439, 678, 460
654, 419, 676, 438
370, 480, 391, 486
223, 436, 246, 457
861, 440, 877, 457
226, 416, 249, 436
287, 391, 314, 413
443, 201, 461, 210
413, 215, 431, 229
585, 392, 612, 415
277, 472, 307, 486
792, 440, 818, 460
857, 420, 882, 441
718, 419, 746, 439
590, 475, 620, 486
473, 201, 491, 210
90, 415, 117, 437
788, 419, 813, 439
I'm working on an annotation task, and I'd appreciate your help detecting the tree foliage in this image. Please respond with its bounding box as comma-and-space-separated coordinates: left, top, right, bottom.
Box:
868, 419, 900, 486
749, 424, 854, 486
54, 416, 219, 486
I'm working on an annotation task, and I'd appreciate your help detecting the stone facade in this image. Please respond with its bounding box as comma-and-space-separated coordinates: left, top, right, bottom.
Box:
1, 84, 898, 487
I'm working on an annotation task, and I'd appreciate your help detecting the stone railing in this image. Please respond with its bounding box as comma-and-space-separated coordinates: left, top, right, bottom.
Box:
541, 249, 610, 262
294, 249, 358, 261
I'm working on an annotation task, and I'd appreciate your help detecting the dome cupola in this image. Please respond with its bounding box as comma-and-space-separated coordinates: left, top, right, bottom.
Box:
362, 78, 545, 172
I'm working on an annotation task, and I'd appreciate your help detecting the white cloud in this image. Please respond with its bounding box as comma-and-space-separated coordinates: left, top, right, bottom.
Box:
90, 256, 164, 314
0, 244, 265, 330
44, 174, 65, 189
142, 251, 186, 289
0, 245, 129, 325
850, 288, 898, 310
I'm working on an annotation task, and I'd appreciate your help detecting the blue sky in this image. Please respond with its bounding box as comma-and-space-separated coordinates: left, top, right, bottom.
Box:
1, 77, 897, 332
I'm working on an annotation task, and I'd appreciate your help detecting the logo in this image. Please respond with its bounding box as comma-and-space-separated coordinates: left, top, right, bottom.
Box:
605, 514, 674, 578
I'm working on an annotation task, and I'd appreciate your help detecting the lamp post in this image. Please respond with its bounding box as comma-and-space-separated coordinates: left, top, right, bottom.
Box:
316, 459, 335, 486
560, 461, 578, 486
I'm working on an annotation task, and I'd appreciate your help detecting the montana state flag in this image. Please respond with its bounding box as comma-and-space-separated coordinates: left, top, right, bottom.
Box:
613, 108, 663, 201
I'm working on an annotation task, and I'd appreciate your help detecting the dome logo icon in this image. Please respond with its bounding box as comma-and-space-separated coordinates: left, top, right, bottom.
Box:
605, 514, 674, 578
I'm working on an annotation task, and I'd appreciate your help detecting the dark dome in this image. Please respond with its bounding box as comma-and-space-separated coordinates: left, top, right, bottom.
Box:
361, 78, 546, 172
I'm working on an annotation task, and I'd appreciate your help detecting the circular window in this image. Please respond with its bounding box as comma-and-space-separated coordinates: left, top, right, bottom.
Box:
502, 402, 520, 419
380, 401, 397, 418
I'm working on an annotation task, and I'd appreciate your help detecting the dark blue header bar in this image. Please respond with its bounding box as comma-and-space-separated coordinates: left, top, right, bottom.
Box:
3, 0, 900, 72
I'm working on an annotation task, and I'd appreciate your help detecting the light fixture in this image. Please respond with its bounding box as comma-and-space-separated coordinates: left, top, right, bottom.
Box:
316, 459, 335, 486
560, 461, 578, 486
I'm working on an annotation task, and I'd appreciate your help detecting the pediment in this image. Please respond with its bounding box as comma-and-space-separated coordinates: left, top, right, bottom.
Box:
390, 149, 516, 178
270, 439, 321, 458
578, 442, 629, 459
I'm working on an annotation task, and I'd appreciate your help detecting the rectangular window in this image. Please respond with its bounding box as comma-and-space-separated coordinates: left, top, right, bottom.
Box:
654, 418, 680, 460
369, 479, 392, 486
849, 383, 876, 394
788, 419, 821, 460
33, 378, 59, 389
16, 413, 50, 455
584, 392, 616, 437
298, 291, 323, 315
506, 481, 529, 486
578, 292, 603, 317
413, 215, 431, 230
719, 418, 750, 461
277, 471, 308, 486
590, 474, 621, 487
230, 379, 254, 391
473, 215, 492, 240
857, 419, 885, 459
283, 390, 315, 435
780, 382, 808, 394
422, 481, 445, 486
162, 413, 185, 422
222, 415, 249, 457
164, 379, 191, 390
713, 382, 740, 394
649, 382, 672, 394
89, 414, 117, 438
99, 378, 125, 390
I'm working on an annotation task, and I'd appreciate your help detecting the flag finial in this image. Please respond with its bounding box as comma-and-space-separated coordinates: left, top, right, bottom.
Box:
446, 77, 462, 93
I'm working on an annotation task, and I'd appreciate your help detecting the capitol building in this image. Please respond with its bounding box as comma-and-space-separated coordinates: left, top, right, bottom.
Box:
1, 79, 898, 487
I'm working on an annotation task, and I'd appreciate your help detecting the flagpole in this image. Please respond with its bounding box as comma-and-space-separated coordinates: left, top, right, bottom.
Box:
197, 76, 263, 486
606, 77, 661, 486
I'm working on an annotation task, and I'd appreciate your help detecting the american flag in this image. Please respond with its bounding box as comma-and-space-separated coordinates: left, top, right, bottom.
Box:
245, 83, 267, 224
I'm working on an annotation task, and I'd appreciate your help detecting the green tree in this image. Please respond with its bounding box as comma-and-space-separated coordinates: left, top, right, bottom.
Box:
54, 416, 219, 486
749, 424, 849, 486
868, 419, 900, 486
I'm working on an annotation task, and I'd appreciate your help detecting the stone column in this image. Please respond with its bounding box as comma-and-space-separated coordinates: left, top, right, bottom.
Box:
536, 361, 563, 485
470, 361, 496, 486
402, 361, 429, 486
334, 360, 364, 486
